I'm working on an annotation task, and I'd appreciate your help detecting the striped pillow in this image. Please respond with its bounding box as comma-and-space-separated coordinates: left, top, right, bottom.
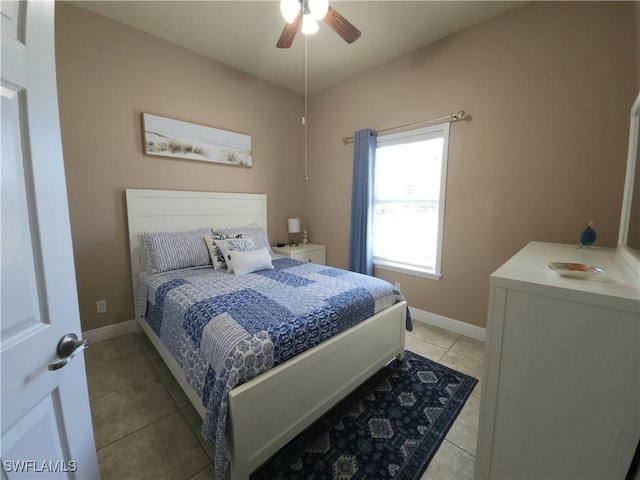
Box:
141, 229, 213, 273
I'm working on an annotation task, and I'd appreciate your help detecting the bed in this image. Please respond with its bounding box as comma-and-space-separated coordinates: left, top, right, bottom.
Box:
125, 188, 409, 479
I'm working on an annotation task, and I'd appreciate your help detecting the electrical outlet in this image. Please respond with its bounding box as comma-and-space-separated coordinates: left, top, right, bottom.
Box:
96, 300, 107, 314
394, 282, 401, 290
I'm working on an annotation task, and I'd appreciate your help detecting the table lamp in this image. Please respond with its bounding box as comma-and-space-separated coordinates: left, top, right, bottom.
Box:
288, 218, 301, 246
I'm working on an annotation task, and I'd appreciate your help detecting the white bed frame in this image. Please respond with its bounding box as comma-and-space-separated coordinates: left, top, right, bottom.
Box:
125, 188, 407, 479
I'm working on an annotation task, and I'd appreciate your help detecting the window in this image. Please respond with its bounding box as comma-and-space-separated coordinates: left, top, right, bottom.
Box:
373, 123, 449, 279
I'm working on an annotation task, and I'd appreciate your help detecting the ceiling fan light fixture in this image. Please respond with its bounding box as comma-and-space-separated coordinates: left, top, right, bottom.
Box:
308, 0, 328, 20
301, 13, 319, 34
276, 0, 360, 48
280, 0, 300, 24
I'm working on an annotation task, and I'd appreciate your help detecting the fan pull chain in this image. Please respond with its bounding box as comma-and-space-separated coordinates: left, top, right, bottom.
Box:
303, 35, 309, 181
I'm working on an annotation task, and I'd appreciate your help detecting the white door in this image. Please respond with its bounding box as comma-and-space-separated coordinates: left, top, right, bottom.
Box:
1, 1, 99, 478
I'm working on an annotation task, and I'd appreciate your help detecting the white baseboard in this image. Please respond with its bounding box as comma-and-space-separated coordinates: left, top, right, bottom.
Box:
82, 319, 138, 344
409, 307, 486, 342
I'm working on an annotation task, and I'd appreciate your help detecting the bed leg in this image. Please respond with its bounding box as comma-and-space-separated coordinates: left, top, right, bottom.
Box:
397, 306, 407, 362
222, 467, 232, 480
229, 457, 248, 480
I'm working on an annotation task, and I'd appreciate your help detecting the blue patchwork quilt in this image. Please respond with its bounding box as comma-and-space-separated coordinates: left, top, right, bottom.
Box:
136, 257, 411, 478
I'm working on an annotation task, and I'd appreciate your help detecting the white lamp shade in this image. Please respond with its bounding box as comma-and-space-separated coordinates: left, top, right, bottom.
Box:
280, 0, 300, 24
288, 218, 301, 234
301, 13, 319, 34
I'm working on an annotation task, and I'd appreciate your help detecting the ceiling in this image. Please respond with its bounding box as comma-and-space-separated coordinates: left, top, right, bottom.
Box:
71, 1, 523, 94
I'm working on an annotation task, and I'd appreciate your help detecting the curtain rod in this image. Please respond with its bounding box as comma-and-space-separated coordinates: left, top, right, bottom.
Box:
342, 110, 466, 145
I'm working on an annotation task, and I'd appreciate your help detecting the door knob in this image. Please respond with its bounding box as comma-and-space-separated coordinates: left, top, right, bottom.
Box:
48, 333, 89, 371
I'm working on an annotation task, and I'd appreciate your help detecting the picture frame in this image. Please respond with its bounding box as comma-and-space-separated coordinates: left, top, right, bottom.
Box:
141, 113, 252, 167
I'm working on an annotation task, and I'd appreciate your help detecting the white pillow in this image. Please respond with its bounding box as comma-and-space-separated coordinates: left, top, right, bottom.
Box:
204, 234, 247, 270
214, 238, 256, 273
226, 247, 274, 276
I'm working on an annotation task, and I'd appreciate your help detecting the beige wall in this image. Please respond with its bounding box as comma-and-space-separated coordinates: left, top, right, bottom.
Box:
55, 3, 305, 331
304, 2, 638, 327
636, 1, 640, 89
56, 2, 638, 333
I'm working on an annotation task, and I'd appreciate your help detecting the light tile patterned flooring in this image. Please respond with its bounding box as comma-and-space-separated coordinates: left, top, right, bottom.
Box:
85, 323, 484, 480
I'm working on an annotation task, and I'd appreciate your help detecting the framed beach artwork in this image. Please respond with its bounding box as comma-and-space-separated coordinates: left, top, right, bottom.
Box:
142, 113, 252, 167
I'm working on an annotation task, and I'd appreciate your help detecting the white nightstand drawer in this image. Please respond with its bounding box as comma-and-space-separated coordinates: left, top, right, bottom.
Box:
272, 244, 326, 266
296, 249, 326, 265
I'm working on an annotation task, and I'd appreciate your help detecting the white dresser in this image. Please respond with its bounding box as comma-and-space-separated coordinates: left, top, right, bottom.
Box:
272, 243, 326, 265
475, 242, 640, 479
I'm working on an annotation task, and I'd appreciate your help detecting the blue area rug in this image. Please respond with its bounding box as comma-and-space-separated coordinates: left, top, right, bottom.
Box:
252, 350, 478, 480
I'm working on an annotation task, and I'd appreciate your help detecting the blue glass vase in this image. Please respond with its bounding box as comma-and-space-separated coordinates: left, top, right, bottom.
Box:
579, 221, 597, 248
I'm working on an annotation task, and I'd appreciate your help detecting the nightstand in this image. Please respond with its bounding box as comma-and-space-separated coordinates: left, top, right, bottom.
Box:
272, 243, 326, 265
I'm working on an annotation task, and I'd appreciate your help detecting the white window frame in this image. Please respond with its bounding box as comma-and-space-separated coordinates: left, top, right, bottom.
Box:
372, 123, 450, 280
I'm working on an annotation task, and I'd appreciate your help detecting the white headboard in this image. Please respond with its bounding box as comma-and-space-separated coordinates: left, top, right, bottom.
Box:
125, 189, 268, 308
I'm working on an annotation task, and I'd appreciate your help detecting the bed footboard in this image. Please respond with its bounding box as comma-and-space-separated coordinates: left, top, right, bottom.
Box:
228, 301, 407, 479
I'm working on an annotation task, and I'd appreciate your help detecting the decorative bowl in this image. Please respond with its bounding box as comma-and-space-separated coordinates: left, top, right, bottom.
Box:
546, 262, 605, 279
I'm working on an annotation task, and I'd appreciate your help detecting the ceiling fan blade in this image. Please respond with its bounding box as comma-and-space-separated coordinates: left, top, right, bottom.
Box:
323, 6, 361, 44
276, 12, 302, 49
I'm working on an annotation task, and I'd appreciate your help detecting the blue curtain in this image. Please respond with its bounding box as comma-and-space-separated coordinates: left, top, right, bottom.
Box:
348, 129, 377, 275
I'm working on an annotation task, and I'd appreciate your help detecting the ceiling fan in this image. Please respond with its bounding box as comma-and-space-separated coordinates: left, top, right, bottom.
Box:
276, 0, 361, 48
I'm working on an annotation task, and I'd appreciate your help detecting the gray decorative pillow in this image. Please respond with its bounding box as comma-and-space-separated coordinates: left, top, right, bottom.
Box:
141, 229, 213, 273
204, 233, 246, 270
213, 226, 273, 254
215, 238, 256, 273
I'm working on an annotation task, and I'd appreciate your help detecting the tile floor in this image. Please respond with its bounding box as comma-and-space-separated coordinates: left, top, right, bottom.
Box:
84, 323, 484, 480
